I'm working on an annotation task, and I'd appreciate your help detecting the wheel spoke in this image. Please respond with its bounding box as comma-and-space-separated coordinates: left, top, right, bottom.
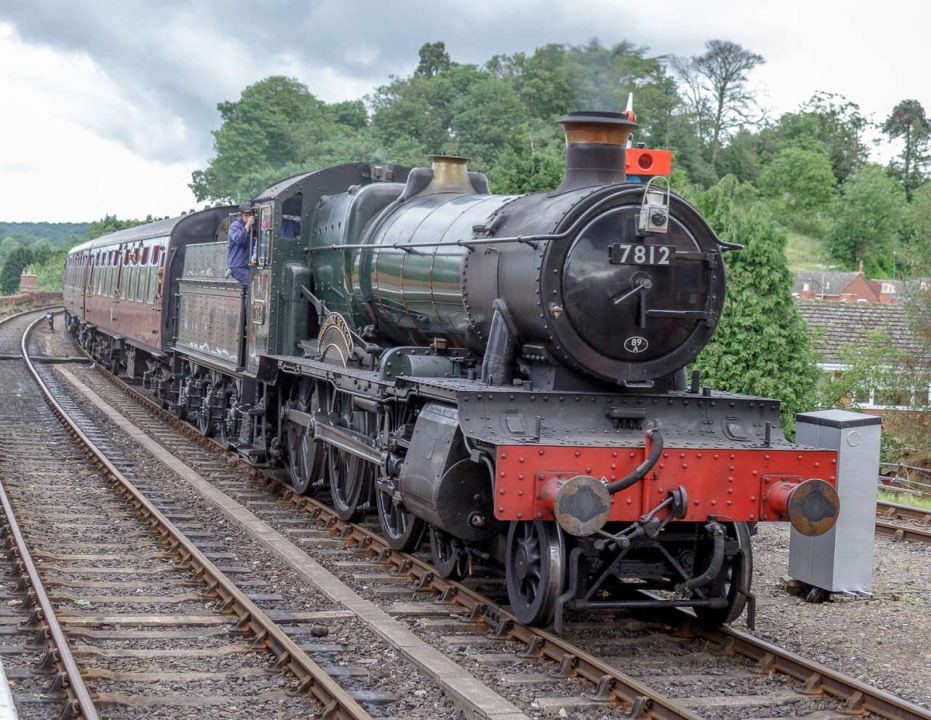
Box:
506, 521, 565, 626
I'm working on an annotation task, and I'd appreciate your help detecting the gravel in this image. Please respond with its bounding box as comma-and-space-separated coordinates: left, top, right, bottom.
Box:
741, 522, 931, 708
40, 318, 931, 717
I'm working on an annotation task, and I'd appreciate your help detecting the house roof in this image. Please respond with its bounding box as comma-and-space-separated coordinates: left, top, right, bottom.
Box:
793, 271, 915, 300
798, 300, 923, 365
793, 271, 859, 297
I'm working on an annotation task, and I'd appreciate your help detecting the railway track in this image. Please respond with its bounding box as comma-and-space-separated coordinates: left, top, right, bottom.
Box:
33, 312, 929, 720
0, 308, 373, 719
875, 501, 931, 544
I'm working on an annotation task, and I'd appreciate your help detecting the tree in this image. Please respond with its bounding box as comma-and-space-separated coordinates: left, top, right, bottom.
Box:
800, 92, 869, 184
897, 281, 931, 463
191, 76, 369, 202
0, 246, 34, 295
692, 176, 819, 431
415, 42, 452, 78
88, 214, 145, 240
716, 129, 763, 183
827, 165, 911, 275
908, 181, 931, 275
673, 40, 764, 169
370, 64, 487, 165
449, 75, 527, 167
489, 119, 566, 194
493, 44, 571, 120
758, 146, 836, 230
882, 99, 930, 197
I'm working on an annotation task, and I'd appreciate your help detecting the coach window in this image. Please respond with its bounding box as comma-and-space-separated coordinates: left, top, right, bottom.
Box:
110, 251, 118, 296
131, 249, 140, 302
96, 253, 103, 295
131, 249, 139, 301
125, 250, 131, 301
147, 247, 159, 304
153, 247, 165, 303
117, 251, 123, 298
104, 255, 110, 296
138, 247, 149, 302
121, 250, 130, 300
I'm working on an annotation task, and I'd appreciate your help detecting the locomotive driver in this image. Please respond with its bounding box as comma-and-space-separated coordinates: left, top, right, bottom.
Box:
227, 202, 254, 291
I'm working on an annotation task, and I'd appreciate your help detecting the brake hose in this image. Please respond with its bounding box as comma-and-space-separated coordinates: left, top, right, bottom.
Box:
604, 427, 664, 495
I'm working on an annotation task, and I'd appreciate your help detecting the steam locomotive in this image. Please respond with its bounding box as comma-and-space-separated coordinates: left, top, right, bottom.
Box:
63, 110, 840, 630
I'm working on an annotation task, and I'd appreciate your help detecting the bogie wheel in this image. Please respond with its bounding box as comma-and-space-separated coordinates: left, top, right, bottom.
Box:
196, 382, 215, 437
505, 520, 566, 626
375, 478, 423, 551
218, 386, 240, 449
429, 527, 467, 580
693, 522, 753, 627
327, 391, 373, 522
285, 380, 324, 495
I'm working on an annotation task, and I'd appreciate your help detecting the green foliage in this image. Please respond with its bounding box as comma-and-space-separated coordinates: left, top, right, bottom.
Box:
813, 285, 931, 465
34, 247, 72, 291
796, 92, 869, 183
898, 282, 931, 461
877, 489, 931, 511
0, 246, 35, 294
908, 182, 931, 274
415, 42, 452, 78
88, 214, 146, 240
827, 165, 911, 275
488, 120, 565, 194
692, 176, 819, 431
882, 99, 930, 196
0, 222, 89, 247
758, 146, 836, 232
716, 129, 762, 183
674, 40, 765, 168
191, 76, 371, 201
814, 330, 904, 410
185, 39, 921, 288
784, 230, 828, 271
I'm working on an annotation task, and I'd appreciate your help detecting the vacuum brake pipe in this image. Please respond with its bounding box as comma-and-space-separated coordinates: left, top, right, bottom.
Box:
542, 428, 664, 537
605, 427, 664, 494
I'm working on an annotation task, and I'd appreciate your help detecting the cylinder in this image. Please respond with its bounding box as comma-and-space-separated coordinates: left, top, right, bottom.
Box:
400, 458, 498, 541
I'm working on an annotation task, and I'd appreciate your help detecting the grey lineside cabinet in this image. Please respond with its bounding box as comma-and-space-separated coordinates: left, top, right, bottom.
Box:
789, 409, 881, 595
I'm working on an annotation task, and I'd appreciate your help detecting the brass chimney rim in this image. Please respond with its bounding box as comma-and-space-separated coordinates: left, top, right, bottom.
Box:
558, 111, 638, 146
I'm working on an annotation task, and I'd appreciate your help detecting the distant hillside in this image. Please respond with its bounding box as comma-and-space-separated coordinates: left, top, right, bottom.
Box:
0, 221, 90, 246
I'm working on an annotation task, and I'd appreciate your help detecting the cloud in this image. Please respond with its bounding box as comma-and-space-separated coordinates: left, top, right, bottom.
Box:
0, 0, 927, 221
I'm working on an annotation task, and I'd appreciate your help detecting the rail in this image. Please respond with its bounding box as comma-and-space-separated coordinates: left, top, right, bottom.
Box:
91, 359, 931, 720
701, 624, 931, 720
21, 313, 372, 720
0, 309, 100, 718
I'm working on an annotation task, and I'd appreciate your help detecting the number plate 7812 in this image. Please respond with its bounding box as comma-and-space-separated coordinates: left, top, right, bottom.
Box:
609, 243, 674, 266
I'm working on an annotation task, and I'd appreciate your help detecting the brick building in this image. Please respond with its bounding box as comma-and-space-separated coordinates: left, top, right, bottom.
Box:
793, 269, 904, 304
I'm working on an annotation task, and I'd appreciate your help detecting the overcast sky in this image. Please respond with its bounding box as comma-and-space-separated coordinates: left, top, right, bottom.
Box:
0, 0, 926, 222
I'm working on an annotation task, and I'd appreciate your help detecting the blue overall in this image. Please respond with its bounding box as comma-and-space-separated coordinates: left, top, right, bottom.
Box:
227, 218, 251, 289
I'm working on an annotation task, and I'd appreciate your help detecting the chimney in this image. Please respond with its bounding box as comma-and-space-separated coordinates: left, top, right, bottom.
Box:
555, 111, 638, 193
424, 155, 473, 194
19, 268, 37, 294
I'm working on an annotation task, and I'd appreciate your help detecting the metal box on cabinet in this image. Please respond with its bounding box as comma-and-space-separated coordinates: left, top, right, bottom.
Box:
789, 410, 881, 595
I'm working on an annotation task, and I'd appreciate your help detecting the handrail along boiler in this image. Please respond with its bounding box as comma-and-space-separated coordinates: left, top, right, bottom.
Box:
64, 109, 840, 630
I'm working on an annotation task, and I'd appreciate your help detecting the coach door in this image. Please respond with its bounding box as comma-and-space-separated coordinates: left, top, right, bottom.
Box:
246, 202, 274, 373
